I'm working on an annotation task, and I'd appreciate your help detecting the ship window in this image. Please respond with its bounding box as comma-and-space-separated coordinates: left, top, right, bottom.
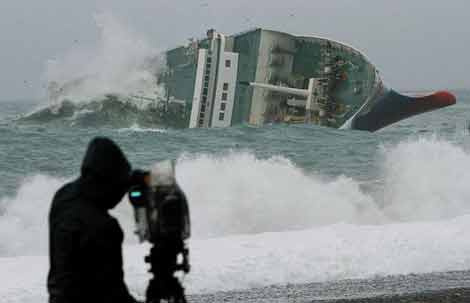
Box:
219, 112, 225, 121
222, 92, 228, 101
223, 82, 229, 91
220, 102, 226, 111
225, 60, 231, 68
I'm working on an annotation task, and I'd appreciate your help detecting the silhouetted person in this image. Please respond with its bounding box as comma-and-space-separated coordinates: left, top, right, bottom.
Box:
48, 137, 138, 303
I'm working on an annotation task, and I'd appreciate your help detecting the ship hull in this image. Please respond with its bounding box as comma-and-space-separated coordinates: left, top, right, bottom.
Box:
350, 89, 456, 132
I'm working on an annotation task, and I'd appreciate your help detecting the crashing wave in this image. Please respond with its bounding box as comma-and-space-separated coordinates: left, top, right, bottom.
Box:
21, 13, 175, 128
17, 94, 188, 128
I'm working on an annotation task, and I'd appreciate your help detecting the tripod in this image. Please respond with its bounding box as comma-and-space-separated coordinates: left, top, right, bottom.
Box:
145, 240, 189, 303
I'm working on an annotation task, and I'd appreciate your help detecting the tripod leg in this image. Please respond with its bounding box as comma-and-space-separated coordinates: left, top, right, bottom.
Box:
146, 277, 161, 303
169, 276, 187, 303
146, 242, 187, 303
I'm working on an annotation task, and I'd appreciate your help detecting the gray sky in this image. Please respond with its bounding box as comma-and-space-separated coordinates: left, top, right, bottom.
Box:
0, 0, 469, 100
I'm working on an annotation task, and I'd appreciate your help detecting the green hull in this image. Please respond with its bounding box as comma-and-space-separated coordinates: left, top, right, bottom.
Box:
159, 28, 380, 129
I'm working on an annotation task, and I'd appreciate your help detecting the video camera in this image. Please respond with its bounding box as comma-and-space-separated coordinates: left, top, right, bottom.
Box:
128, 160, 190, 303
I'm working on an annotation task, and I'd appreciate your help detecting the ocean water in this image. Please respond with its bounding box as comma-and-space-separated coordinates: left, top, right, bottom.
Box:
1, 90, 470, 301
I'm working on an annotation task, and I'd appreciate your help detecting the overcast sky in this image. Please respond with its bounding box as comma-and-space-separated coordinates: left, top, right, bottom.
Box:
0, 0, 469, 100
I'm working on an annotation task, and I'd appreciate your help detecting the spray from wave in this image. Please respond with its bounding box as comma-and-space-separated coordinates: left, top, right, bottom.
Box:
18, 13, 167, 127
0, 175, 63, 256
45, 12, 164, 104
3, 137, 470, 258
380, 137, 470, 221
19, 95, 172, 128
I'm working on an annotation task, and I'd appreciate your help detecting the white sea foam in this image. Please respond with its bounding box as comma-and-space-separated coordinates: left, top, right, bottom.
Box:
3, 217, 470, 301
2, 137, 470, 300
118, 123, 168, 133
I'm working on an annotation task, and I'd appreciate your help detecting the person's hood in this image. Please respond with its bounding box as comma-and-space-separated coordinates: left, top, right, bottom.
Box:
78, 137, 131, 210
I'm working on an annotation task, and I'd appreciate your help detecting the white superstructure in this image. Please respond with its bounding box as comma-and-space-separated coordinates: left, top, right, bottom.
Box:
189, 30, 239, 128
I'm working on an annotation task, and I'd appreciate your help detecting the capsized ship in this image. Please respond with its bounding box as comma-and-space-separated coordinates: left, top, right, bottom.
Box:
153, 28, 455, 131
43, 28, 455, 131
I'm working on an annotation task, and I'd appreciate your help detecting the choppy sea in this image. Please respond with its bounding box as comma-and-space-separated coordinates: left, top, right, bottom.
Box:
1, 90, 470, 302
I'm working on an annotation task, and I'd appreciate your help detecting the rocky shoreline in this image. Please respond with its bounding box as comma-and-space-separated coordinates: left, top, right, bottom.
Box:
321, 287, 470, 303
188, 271, 470, 302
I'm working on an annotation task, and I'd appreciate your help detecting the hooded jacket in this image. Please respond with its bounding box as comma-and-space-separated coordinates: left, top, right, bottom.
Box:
48, 137, 137, 303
